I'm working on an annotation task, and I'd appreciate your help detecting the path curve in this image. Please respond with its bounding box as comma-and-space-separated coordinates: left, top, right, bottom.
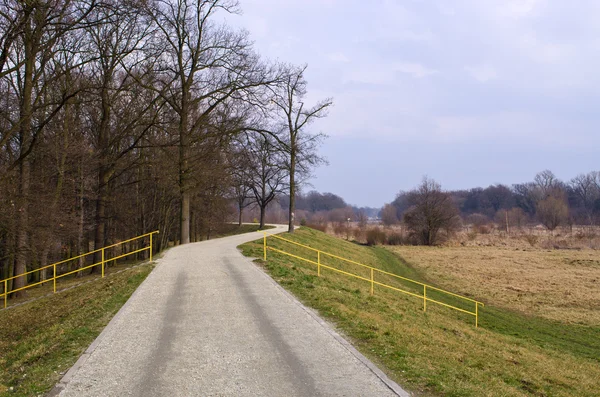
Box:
51, 226, 409, 397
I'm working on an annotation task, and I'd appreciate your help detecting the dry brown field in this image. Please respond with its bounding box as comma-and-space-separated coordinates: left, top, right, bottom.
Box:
387, 244, 600, 326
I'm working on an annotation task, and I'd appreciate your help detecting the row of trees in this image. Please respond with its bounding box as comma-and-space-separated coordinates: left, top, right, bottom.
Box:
0, 0, 331, 295
382, 170, 600, 245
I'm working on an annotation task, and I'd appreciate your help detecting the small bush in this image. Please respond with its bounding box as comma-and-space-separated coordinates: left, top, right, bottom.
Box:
306, 223, 327, 233
476, 225, 491, 234
386, 232, 405, 245
352, 228, 365, 243
523, 234, 538, 247
366, 227, 386, 246
333, 224, 348, 236
300, 218, 307, 226
467, 230, 478, 241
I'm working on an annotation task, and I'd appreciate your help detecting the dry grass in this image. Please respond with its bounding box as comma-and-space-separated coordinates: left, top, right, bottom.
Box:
388, 245, 600, 326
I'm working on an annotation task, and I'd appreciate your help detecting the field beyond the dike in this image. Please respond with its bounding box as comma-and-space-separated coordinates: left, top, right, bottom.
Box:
240, 228, 600, 397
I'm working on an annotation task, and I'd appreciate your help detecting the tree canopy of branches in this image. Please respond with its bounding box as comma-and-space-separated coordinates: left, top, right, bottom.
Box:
267, 65, 332, 232
403, 177, 460, 246
0, 1, 329, 297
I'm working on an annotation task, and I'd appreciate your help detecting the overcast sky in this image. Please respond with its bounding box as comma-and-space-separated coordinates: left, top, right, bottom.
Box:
228, 0, 600, 207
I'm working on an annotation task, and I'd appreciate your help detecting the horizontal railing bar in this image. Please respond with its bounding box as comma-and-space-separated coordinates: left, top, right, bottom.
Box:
319, 264, 372, 283
0, 231, 160, 285
424, 285, 483, 306
268, 247, 476, 316
269, 234, 320, 253
266, 234, 483, 306
102, 231, 159, 251
425, 297, 476, 316
268, 247, 319, 266
372, 280, 425, 300
5, 279, 51, 294
107, 247, 149, 262
55, 262, 101, 279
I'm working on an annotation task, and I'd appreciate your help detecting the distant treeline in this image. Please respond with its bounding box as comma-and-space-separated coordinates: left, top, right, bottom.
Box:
386, 170, 600, 229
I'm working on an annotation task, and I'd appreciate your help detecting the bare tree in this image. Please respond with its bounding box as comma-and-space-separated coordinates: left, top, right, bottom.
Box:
269, 65, 332, 233
144, 0, 276, 244
403, 177, 460, 245
1, 0, 98, 295
245, 133, 287, 229
82, 2, 162, 269
570, 172, 600, 226
381, 203, 398, 226
537, 195, 569, 231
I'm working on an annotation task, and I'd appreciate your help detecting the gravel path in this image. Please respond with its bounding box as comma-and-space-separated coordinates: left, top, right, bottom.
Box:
52, 226, 408, 396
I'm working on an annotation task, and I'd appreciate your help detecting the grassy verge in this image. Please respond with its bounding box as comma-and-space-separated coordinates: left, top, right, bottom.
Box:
239, 228, 600, 397
0, 263, 153, 397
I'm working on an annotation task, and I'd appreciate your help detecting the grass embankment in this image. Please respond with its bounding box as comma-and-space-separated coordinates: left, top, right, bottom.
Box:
239, 228, 600, 397
0, 264, 153, 397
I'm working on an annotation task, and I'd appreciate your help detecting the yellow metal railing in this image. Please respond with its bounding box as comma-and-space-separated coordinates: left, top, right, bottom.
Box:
1, 231, 159, 309
263, 233, 484, 327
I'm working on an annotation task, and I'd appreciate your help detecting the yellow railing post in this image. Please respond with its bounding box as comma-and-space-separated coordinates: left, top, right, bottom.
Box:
101, 248, 105, 278
53, 264, 56, 293
150, 232, 153, 262
263, 232, 267, 261
475, 303, 478, 328
4, 279, 7, 308
423, 285, 427, 312
318, 251, 321, 277
370, 268, 374, 295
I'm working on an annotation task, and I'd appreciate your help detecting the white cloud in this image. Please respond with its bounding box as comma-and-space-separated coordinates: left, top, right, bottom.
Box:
465, 64, 498, 82
394, 62, 438, 78
328, 52, 350, 63
497, 0, 543, 19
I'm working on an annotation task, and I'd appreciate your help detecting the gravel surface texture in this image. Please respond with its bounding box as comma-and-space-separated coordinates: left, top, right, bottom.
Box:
51, 225, 408, 397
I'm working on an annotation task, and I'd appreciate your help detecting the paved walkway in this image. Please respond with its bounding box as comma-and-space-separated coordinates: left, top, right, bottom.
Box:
52, 226, 408, 396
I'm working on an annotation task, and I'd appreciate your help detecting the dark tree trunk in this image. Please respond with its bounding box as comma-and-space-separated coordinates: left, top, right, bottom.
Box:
288, 146, 296, 233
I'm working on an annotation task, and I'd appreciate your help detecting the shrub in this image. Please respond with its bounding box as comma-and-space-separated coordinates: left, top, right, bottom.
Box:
386, 232, 405, 245
523, 234, 538, 247
366, 227, 386, 246
476, 225, 491, 234
467, 230, 478, 241
352, 228, 366, 243
306, 223, 327, 233
333, 224, 349, 238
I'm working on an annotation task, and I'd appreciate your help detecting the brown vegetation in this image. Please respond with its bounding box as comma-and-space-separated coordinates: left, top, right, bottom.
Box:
388, 244, 600, 325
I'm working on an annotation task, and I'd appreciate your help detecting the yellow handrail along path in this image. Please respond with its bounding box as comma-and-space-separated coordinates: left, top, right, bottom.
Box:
263, 232, 485, 327
1, 231, 159, 309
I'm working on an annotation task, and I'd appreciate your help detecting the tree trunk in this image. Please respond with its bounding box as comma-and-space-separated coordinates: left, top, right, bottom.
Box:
13, 38, 36, 297
260, 204, 266, 230
288, 146, 296, 233
238, 205, 243, 226
179, 97, 190, 244
14, 158, 31, 297
92, 170, 108, 273
77, 157, 85, 277
39, 247, 49, 282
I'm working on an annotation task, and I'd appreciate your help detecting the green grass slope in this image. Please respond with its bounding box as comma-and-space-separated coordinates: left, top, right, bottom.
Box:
239, 228, 600, 397
0, 264, 153, 397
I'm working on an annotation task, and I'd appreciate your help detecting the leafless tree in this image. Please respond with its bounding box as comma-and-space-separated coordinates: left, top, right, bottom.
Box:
244, 133, 287, 229
143, 0, 276, 244
570, 172, 600, 226
403, 177, 460, 245
269, 65, 332, 233
381, 203, 398, 226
